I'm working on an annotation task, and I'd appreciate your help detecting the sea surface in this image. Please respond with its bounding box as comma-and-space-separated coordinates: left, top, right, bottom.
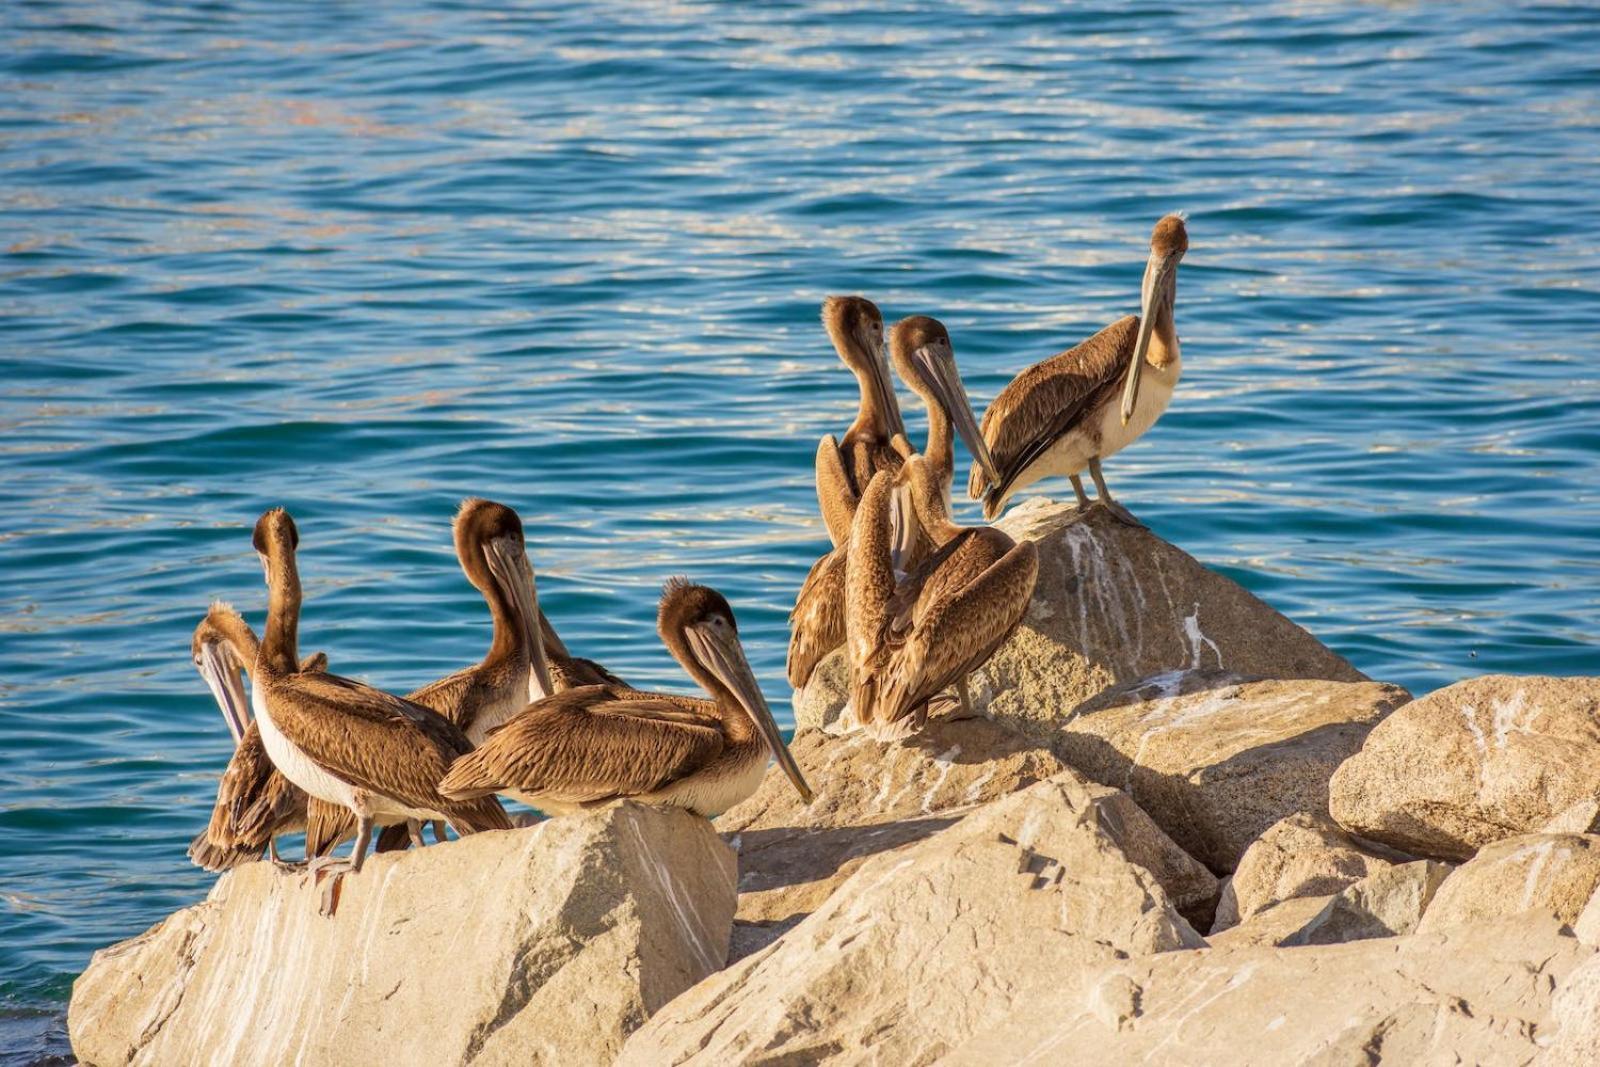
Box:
3, 1, 1599, 1060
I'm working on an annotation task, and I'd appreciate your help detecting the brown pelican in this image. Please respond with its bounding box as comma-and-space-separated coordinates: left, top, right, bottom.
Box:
439, 578, 812, 816
187, 603, 332, 871
248, 507, 511, 907
814, 295, 908, 547
848, 459, 1038, 740
968, 214, 1189, 524
787, 315, 997, 694
405, 498, 556, 745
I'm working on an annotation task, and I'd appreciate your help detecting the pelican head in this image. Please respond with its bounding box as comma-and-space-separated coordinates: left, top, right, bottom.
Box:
1121, 213, 1189, 425
659, 578, 813, 804
454, 497, 554, 702
890, 315, 1000, 492
192, 602, 255, 745
822, 295, 905, 439
251, 507, 299, 587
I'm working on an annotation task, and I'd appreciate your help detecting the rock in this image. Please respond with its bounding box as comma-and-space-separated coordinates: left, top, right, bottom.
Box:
1056, 671, 1409, 872
619, 774, 1203, 1066
1205, 895, 1335, 948
722, 718, 1215, 958
947, 915, 1594, 1065
795, 500, 1368, 737
1330, 675, 1600, 860
1283, 860, 1453, 946
1576, 886, 1600, 946
1543, 795, 1600, 834
1418, 832, 1600, 934
1540, 952, 1600, 1064
69, 804, 735, 1067
1211, 812, 1405, 931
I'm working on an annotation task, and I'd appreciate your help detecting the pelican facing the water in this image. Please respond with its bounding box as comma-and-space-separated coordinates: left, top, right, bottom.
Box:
969, 214, 1189, 524
187, 602, 333, 871
848, 458, 1038, 740
440, 578, 812, 817
787, 315, 996, 693
248, 508, 510, 909
814, 295, 907, 547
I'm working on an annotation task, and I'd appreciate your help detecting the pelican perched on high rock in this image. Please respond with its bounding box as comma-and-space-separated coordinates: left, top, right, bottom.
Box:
787, 315, 997, 693
969, 214, 1189, 524
248, 508, 511, 908
187, 602, 334, 871
848, 458, 1038, 741
814, 295, 907, 547
440, 578, 812, 817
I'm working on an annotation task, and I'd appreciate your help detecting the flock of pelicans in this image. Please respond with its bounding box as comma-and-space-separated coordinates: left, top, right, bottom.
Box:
187, 214, 1188, 912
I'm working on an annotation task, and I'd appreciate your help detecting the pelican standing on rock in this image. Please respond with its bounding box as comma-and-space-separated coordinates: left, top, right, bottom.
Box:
814, 295, 907, 547
440, 578, 812, 816
248, 508, 511, 908
187, 603, 331, 871
849, 459, 1038, 740
787, 315, 997, 693
969, 214, 1189, 524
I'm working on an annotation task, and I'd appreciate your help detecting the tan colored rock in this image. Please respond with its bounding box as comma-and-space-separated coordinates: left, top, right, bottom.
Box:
1205, 895, 1335, 948
1330, 675, 1600, 860
795, 499, 1367, 737
1211, 811, 1404, 931
948, 915, 1594, 1066
1057, 671, 1408, 872
1284, 860, 1452, 946
723, 718, 1215, 958
1544, 795, 1600, 834
1418, 832, 1600, 934
619, 774, 1203, 1066
69, 804, 735, 1067
1540, 951, 1600, 1065
1575, 886, 1600, 946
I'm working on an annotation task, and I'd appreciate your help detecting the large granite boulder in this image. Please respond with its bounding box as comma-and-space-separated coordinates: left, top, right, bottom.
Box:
1330, 675, 1600, 860
795, 499, 1368, 737
69, 804, 735, 1067
619, 774, 1203, 1066
723, 719, 1217, 958
1418, 832, 1600, 934
1212, 811, 1406, 931
947, 915, 1595, 1065
1542, 952, 1600, 1065
1056, 672, 1409, 872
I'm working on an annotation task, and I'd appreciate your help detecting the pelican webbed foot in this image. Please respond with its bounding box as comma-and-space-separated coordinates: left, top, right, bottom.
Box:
1099, 500, 1146, 528
1087, 458, 1145, 529
307, 815, 374, 917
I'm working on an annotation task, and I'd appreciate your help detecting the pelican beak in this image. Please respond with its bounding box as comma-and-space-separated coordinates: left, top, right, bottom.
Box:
257, 551, 270, 586
863, 328, 906, 440
913, 341, 999, 491
484, 537, 555, 703
197, 641, 250, 746
1122, 251, 1176, 425
687, 622, 814, 804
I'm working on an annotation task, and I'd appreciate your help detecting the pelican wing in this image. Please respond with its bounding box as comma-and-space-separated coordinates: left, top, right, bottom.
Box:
269, 671, 475, 813
787, 546, 846, 689
969, 315, 1139, 501
439, 686, 725, 804
550, 654, 629, 691
815, 434, 858, 547
873, 541, 1039, 730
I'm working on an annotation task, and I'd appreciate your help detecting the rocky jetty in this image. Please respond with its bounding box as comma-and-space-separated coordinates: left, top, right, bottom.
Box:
70, 497, 1600, 1066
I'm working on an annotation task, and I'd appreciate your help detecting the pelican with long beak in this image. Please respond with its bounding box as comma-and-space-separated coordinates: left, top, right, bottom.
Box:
440, 578, 812, 817
787, 315, 994, 694
248, 508, 511, 911
814, 295, 908, 547
848, 458, 1038, 740
187, 603, 335, 871
968, 214, 1189, 525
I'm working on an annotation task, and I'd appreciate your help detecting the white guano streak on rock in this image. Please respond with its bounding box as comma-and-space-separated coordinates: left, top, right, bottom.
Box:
963, 765, 996, 806
921, 746, 962, 813
1182, 605, 1222, 671
1061, 524, 1146, 672
1517, 839, 1568, 911
626, 819, 719, 975
1142, 963, 1261, 1064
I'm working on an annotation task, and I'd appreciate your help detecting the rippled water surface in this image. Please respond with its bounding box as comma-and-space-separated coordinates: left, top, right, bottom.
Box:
4, 1, 1600, 1058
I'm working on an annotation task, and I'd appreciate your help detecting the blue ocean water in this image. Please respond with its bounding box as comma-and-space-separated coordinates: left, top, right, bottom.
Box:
3, 1, 1599, 1059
